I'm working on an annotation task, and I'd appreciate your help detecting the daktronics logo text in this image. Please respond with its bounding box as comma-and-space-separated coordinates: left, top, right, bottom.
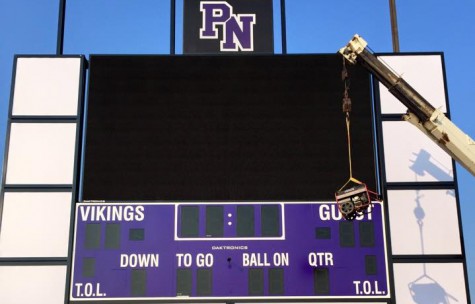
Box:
200, 1, 256, 51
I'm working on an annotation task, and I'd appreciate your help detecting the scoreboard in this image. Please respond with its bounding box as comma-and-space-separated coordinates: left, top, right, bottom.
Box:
74, 54, 386, 302
70, 201, 389, 301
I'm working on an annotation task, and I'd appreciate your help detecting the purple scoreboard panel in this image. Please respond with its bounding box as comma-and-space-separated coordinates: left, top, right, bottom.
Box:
70, 201, 389, 302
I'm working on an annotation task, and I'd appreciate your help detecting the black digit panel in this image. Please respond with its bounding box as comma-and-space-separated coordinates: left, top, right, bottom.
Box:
261, 205, 280, 237
82, 258, 96, 277
313, 268, 330, 295
237, 205, 255, 237
83, 55, 375, 201
248, 268, 264, 295
339, 221, 355, 247
129, 228, 145, 241
206, 205, 223, 237
360, 221, 375, 247
180, 206, 199, 237
105, 223, 120, 249
315, 227, 331, 239
365, 255, 377, 275
85, 223, 101, 249
197, 269, 213, 296
269, 268, 284, 295
176, 269, 192, 296
131, 269, 147, 296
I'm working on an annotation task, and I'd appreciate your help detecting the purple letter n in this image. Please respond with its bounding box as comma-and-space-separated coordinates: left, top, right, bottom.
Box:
221, 14, 256, 51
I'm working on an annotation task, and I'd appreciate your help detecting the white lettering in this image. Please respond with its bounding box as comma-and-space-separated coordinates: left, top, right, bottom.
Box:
308, 252, 333, 267
80, 207, 90, 221
176, 253, 192, 267
272, 252, 289, 266
120, 254, 159, 268
96, 206, 106, 221
319, 204, 372, 221
363, 280, 371, 294
242, 253, 272, 267
79, 205, 145, 222
374, 280, 384, 294
124, 206, 134, 221
75, 283, 83, 297
196, 253, 214, 267
353, 280, 361, 294
135, 206, 145, 221
96, 283, 104, 297
112, 206, 122, 220
243, 253, 249, 266
84, 283, 93, 296
74, 283, 106, 298
353, 280, 385, 295
319, 204, 342, 221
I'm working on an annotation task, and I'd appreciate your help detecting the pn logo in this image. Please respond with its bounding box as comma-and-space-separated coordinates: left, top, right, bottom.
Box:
200, 1, 256, 52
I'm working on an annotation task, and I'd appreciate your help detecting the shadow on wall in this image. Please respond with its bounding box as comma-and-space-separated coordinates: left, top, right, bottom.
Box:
407, 157, 457, 303
409, 274, 457, 304
409, 149, 453, 181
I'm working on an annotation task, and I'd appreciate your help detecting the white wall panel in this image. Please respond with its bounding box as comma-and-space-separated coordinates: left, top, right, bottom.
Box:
12, 57, 81, 116
0, 192, 72, 257
5, 123, 77, 184
378, 55, 447, 114
387, 189, 461, 255
0, 265, 66, 304
393, 263, 467, 304
382, 121, 453, 182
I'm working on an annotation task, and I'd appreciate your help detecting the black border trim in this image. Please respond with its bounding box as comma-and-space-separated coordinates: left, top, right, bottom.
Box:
374, 52, 471, 303
372, 65, 396, 302
280, 0, 287, 54
0, 257, 67, 265
65, 56, 88, 304
170, 0, 176, 55
57, 0, 66, 55
0, 55, 85, 304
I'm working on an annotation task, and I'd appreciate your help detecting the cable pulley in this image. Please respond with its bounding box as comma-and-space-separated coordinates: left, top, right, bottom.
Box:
335, 57, 381, 221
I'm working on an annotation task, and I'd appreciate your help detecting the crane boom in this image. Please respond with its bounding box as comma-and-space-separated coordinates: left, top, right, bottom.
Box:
339, 34, 475, 177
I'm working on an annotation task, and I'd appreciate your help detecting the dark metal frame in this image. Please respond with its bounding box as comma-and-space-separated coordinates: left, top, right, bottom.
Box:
1, 1, 471, 304
57, 0, 67, 55
388, 0, 400, 52
0, 55, 84, 229
170, 0, 176, 55
55, 0, 283, 56
280, 0, 287, 54
0, 55, 86, 304
373, 52, 471, 304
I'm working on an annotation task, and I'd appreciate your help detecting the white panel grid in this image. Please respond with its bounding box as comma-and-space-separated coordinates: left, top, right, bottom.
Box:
387, 189, 461, 255
378, 55, 447, 114
12, 57, 82, 116
0, 265, 67, 304
382, 121, 453, 182
0, 57, 82, 303
393, 263, 467, 304
5, 122, 77, 185
0, 192, 73, 257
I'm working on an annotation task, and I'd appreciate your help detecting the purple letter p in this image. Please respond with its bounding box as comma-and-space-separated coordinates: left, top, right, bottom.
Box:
200, 1, 232, 39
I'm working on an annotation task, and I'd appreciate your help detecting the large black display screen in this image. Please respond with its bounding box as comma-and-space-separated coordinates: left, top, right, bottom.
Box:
83, 55, 375, 201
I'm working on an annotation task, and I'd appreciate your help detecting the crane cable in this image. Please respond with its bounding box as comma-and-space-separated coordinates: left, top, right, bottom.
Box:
338, 57, 363, 192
